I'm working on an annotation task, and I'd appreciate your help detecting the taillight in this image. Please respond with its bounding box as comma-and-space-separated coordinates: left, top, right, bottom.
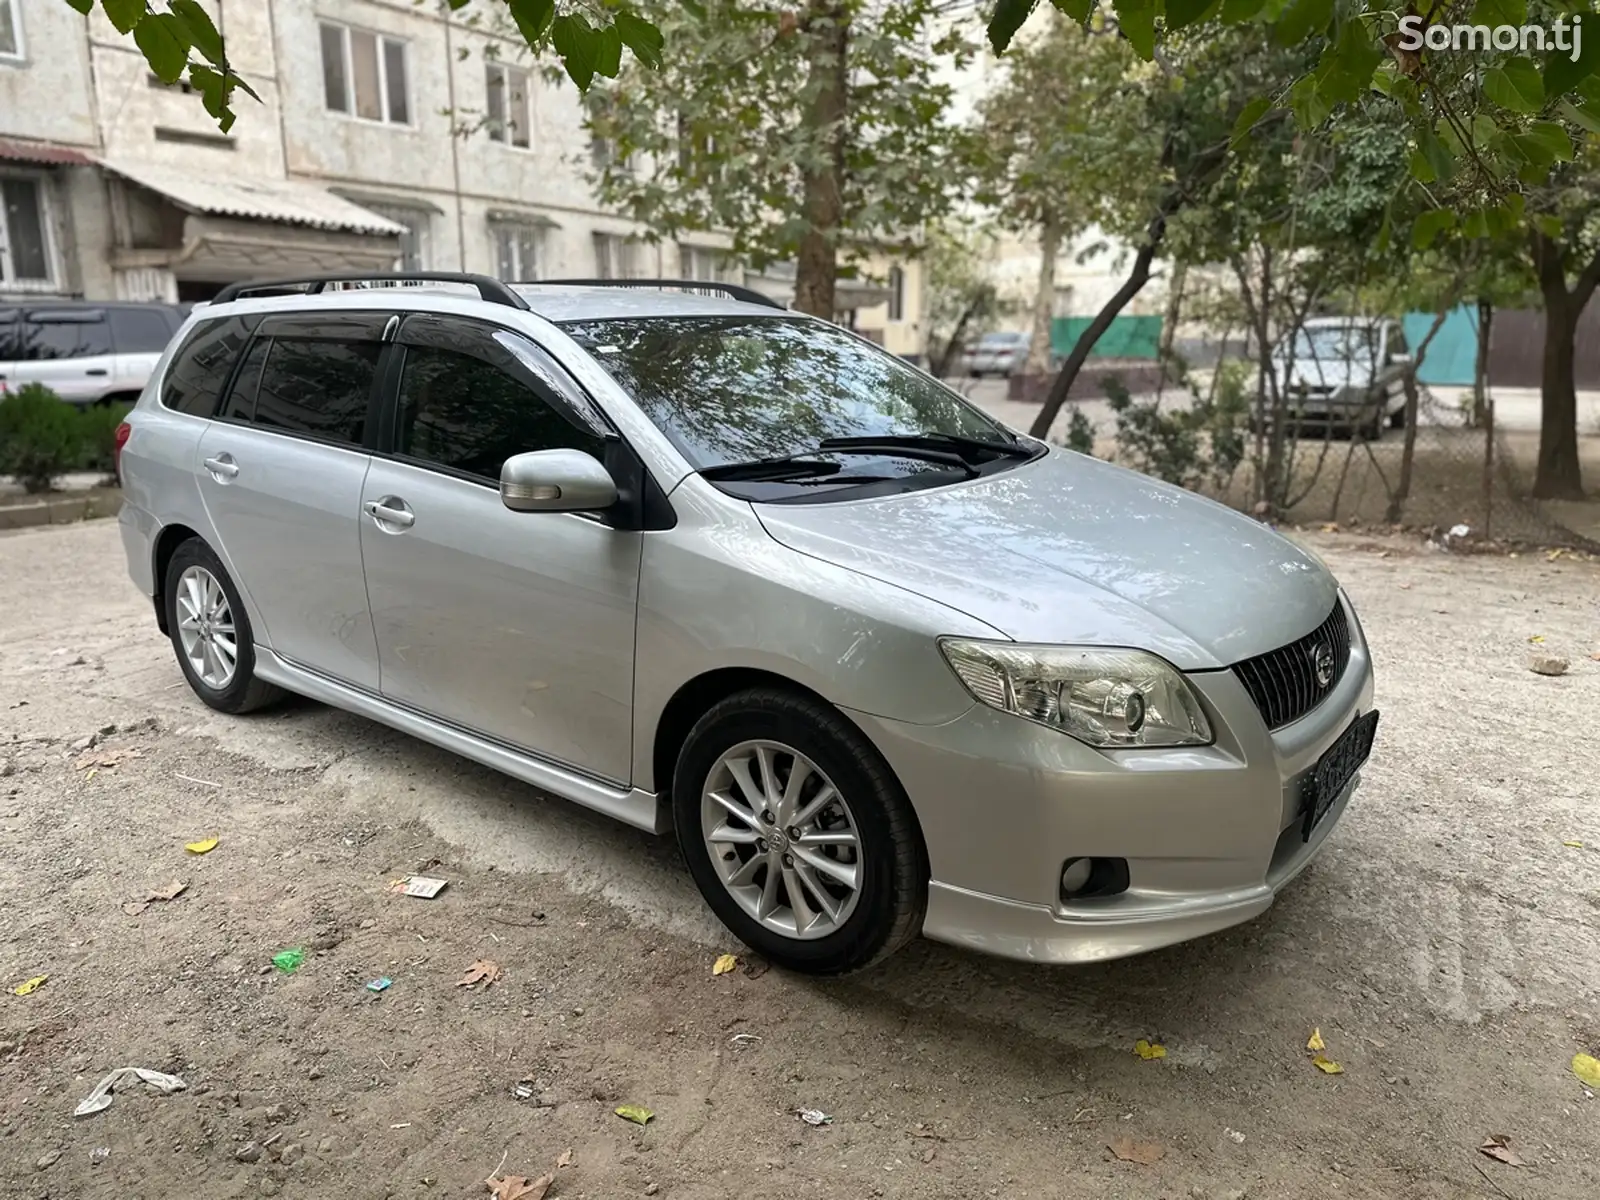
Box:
113, 422, 132, 483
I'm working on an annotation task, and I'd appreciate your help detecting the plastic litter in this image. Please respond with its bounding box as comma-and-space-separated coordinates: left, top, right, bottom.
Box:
797, 1108, 833, 1126
366, 977, 392, 993
393, 875, 448, 898
74, 1067, 188, 1117
272, 948, 306, 974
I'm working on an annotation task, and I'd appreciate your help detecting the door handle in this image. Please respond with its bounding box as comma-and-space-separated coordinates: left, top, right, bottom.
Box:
203, 454, 239, 481
85, 368, 109, 377
363, 498, 415, 530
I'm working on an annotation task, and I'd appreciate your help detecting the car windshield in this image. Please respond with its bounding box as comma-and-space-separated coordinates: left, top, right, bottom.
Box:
562, 315, 1021, 472
1288, 325, 1378, 363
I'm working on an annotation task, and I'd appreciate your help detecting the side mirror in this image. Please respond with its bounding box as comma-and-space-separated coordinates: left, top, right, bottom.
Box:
500, 448, 618, 514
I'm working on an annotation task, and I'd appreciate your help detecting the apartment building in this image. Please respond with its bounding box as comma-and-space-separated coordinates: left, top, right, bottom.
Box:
0, 0, 925, 355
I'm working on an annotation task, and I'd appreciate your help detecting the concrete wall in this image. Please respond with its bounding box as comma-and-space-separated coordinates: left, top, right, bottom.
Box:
0, 2, 96, 149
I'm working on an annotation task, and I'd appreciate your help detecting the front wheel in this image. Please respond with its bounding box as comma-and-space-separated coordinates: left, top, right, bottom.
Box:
672, 688, 927, 975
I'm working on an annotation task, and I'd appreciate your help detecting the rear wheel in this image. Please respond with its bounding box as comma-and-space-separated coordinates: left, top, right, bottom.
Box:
163, 538, 285, 714
673, 688, 926, 975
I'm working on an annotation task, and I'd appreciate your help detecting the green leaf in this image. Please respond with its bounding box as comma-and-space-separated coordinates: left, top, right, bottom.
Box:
1484, 57, 1543, 113
593, 22, 623, 79
1419, 125, 1456, 180
1470, 0, 1525, 25
1411, 208, 1457, 250
167, 0, 223, 66
988, 0, 1037, 53
1274, 0, 1332, 46
101, 0, 145, 35
1165, 0, 1219, 31
1288, 74, 1332, 128
507, 0, 556, 47
1521, 119, 1574, 161
1545, 16, 1599, 99
1559, 98, 1600, 133
133, 11, 191, 84
1231, 95, 1272, 147
61, 0, 93, 13
1487, 193, 1525, 236
553, 13, 599, 90
1048, 0, 1093, 22
187, 64, 236, 133
1318, 18, 1383, 105
1460, 208, 1490, 239
1220, 0, 1268, 22
1536, 214, 1564, 238
612, 11, 663, 69
678, 0, 708, 21
1114, 0, 1156, 60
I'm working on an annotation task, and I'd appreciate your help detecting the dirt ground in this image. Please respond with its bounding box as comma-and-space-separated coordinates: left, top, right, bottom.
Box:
1, 519, 1598, 1200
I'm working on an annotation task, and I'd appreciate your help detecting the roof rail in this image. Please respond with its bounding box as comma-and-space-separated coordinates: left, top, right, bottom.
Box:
210, 272, 529, 309
535, 278, 787, 311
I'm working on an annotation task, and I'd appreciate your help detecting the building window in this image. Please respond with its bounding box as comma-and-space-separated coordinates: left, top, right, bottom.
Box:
680, 245, 736, 283
0, 174, 53, 285
887, 266, 905, 322
491, 221, 543, 281
485, 63, 531, 149
360, 201, 431, 271
593, 233, 640, 280
320, 22, 409, 125
1, 0, 24, 60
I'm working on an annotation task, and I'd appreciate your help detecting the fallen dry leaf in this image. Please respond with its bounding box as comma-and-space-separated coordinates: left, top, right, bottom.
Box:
615, 1103, 655, 1125
74, 747, 143, 771
1311, 1054, 1343, 1075
183, 837, 219, 855
1529, 634, 1546, 644
1478, 1135, 1526, 1167
1307, 1028, 1326, 1052
555, 1149, 573, 1169
484, 1173, 553, 1200
456, 960, 502, 988
1572, 1052, 1600, 1089
1563, 839, 1584, 849
1398, 582, 1412, 590
1133, 1038, 1166, 1060
1108, 1135, 1165, 1165
11, 974, 47, 997
711, 953, 738, 976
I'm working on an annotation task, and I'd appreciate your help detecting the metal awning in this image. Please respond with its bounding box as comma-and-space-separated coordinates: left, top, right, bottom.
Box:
0, 138, 95, 166
98, 159, 406, 237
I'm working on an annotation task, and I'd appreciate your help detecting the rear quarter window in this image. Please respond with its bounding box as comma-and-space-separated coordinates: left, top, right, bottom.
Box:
160, 315, 259, 418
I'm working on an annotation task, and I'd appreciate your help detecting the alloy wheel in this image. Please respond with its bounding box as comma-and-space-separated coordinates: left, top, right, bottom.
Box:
174, 565, 238, 689
700, 739, 863, 940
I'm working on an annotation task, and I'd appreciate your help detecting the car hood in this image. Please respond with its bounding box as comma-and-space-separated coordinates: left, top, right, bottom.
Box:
753, 449, 1338, 670
1275, 355, 1374, 390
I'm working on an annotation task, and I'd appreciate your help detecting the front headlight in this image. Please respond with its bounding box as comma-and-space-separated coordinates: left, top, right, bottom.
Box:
938, 640, 1213, 748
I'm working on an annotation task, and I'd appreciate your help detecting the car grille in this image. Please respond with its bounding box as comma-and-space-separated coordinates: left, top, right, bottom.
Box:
1231, 602, 1351, 730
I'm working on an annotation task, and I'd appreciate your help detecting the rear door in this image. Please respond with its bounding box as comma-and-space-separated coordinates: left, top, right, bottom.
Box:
359, 314, 640, 782
13, 309, 114, 405
194, 310, 389, 691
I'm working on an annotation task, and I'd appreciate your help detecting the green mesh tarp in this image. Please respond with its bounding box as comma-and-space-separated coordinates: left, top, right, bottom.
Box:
1050, 315, 1164, 359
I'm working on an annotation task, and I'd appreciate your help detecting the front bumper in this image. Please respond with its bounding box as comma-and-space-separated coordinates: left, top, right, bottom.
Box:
849, 596, 1376, 963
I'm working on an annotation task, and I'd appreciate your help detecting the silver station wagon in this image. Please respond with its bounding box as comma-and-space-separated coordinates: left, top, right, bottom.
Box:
115, 273, 1378, 975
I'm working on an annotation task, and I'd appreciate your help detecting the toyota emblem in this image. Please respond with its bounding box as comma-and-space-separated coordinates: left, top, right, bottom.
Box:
1312, 642, 1335, 688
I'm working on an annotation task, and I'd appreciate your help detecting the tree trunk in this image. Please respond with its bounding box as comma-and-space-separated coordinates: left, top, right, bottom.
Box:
1470, 297, 1491, 429
1386, 302, 1455, 523
1533, 291, 1583, 499
931, 298, 982, 379
792, 1, 849, 320
1024, 215, 1061, 377
1158, 261, 1187, 382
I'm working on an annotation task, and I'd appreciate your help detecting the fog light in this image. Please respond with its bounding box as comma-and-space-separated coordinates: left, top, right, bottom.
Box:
1058, 856, 1131, 902
1060, 858, 1094, 894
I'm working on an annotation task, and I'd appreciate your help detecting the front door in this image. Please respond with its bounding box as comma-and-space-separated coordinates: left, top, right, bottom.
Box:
194, 311, 389, 690
359, 315, 640, 784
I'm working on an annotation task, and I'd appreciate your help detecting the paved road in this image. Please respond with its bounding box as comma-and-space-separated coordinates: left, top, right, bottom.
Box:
2, 521, 1598, 1198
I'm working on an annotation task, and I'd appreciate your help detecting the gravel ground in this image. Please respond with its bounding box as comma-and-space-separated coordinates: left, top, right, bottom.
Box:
1, 519, 1597, 1200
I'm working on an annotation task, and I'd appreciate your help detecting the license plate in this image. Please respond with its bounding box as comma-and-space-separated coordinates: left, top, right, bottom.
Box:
1300, 710, 1379, 841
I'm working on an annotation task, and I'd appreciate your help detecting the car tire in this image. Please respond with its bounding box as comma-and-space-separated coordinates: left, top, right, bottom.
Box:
1388, 407, 1406, 429
163, 538, 286, 715
672, 687, 927, 976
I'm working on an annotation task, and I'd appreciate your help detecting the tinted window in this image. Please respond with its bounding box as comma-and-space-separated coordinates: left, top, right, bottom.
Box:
162, 316, 257, 417
18, 319, 108, 360
219, 337, 269, 422
397, 346, 606, 479
253, 337, 379, 446
562, 316, 1013, 470
0, 311, 18, 360
110, 307, 177, 354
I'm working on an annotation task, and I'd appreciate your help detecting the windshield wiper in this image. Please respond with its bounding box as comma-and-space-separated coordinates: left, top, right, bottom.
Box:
819, 432, 1034, 463
699, 457, 843, 482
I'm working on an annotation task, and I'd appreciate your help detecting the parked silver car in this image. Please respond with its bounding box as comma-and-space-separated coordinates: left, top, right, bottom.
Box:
115, 273, 1378, 975
1274, 317, 1411, 438
958, 330, 1031, 378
